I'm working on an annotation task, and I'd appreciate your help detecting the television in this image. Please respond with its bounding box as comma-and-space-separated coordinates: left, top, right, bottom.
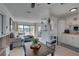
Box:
74, 26, 78, 31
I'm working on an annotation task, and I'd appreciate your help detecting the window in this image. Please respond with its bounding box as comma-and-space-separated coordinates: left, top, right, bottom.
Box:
24, 25, 35, 36
18, 25, 35, 36
18, 25, 24, 33
29, 26, 34, 36
24, 26, 29, 35
38, 26, 41, 32
37, 26, 41, 37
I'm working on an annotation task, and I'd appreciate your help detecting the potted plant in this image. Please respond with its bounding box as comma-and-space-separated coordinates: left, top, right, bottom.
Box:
30, 37, 41, 54
32, 37, 39, 45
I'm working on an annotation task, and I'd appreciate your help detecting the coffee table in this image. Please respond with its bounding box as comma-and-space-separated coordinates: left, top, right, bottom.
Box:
24, 42, 55, 56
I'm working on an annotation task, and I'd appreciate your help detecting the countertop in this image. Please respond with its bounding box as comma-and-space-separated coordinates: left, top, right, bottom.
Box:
63, 32, 79, 35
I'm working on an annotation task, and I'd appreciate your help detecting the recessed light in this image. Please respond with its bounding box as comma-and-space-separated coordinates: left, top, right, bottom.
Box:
70, 8, 77, 12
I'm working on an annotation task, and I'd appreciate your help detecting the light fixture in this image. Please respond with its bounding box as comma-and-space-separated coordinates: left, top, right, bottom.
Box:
70, 8, 77, 12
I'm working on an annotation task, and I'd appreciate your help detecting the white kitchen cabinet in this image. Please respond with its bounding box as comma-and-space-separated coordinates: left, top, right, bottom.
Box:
63, 35, 67, 43
71, 36, 79, 47
62, 34, 79, 48
67, 35, 72, 45
58, 35, 63, 43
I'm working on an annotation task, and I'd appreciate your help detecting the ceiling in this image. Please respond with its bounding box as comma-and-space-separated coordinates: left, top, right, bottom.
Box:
50, 3, 79, 18
4, 3, 79, 23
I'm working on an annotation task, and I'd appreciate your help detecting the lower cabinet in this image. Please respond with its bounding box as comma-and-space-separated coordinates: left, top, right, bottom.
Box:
58, 35, 63, 43
71, 36, 79, 48
61, 34, 79, 48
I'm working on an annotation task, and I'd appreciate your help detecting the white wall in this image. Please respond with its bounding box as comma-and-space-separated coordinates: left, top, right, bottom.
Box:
58, 13, 79, 30
57, 18, 66, 43
57, 13, 79, 35
0, 4, 13, 35
58, 18, 66, 34
0, 4, 15, 56
57, 14, 79, 48
65, 14, 79, 28
50, 16, 58, 36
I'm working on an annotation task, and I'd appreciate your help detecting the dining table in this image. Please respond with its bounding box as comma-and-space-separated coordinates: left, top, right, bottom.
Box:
24, 42, 55, 56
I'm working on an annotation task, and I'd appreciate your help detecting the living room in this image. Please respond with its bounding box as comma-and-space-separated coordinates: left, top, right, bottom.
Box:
0, 2, 79, 57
